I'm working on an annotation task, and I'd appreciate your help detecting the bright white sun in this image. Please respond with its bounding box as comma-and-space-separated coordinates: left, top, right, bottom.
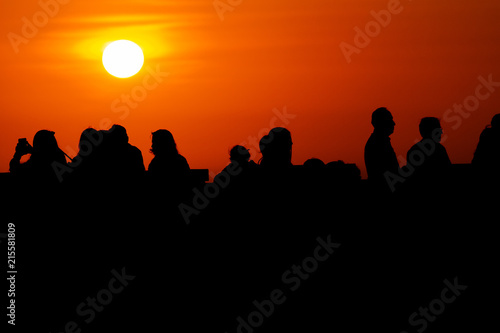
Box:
102, 40, 144, 78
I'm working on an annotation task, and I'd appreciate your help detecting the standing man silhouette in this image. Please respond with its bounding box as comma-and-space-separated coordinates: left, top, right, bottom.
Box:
405, 117, 451, 189
364, 107, 399, 191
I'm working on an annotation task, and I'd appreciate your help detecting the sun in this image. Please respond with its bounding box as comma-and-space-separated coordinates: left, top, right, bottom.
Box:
102, 40, 144, 78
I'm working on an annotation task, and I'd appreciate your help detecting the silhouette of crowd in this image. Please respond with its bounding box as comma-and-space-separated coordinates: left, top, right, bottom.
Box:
8, 108, 499, 196
5, 108, 498, 332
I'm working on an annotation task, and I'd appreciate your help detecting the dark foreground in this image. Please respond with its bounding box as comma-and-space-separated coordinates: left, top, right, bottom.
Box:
1, 167, 498, 332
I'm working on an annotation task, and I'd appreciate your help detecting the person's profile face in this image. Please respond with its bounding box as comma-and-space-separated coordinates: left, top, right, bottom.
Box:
378, 114, 395, 135
372, 110, 395, 136
386, 116, 395, 135
432, 127, 443, 143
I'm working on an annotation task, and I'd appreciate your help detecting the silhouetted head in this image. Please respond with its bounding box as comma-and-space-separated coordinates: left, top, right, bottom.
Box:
32, 130, 60, 155
78, 128, 100, 152
108, 125, 129, 147
30, 130, 65, 165
269, 127, 293, 149
229, 145, 250, 164
151, 129, 178, 156
419, 117, 442, 141
326, 160, 361, 182
304, 158, 325, 169
259, 127, 293, 167
491, 114, 500, 129
371, 107, 395, 136
326, 160, 346, 172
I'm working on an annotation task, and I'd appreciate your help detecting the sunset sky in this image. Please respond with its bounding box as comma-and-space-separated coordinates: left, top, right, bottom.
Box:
1, 0, 499, 178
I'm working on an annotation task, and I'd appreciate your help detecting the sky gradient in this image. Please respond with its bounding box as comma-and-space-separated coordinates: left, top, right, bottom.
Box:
1, 0, 499, 178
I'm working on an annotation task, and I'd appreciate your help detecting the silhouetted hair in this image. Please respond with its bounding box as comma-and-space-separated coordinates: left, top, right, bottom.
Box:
33, 130, 59, 154
109, 124, 129, 145
150, 129, 178, 156
10, 129, 67, 183
31, 130, 66, 163
304, 158, 325, 168
78, 128, 100, 151
419, 117, 441, 138
259, 127, 293, 167
326, 160, 361, 182
229, 145, 250, 162
269, 127, 292, 148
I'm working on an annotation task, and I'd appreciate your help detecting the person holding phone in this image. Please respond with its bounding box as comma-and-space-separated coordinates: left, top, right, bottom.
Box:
9, 130, 68, 185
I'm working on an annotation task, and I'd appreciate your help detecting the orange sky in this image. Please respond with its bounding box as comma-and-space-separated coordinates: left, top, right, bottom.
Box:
1, 0, 499, 178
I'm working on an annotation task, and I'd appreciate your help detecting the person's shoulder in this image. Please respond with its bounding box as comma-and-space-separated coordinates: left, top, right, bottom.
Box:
435, 143, 449, 155
406, 142, 420, 156
177, 154, 187, 161
127, 144, 143, 155
408, 142, 420, 150
148, 155, 158, 168
479, 127, 493, 138
129, 144, 141, 152
177, 154, 190, 169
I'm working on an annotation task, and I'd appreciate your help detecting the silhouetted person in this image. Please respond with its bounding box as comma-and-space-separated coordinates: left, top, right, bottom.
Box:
326, 160, 361, 183
104, 124, 145, 184
210, 145, 258, 207
214, 145, 257, 186
228, 145, 257, 169
472, 114, 500, 181
405, 117, 451, 190
304, 158, 325, 169
9, 130, 68, 186
147, 129, 191, 197
67, 128, 106, 186
259, 127, 293, 169
302, 158, 326, 189
322, 160, 362, 197
364, 107, 399, 191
